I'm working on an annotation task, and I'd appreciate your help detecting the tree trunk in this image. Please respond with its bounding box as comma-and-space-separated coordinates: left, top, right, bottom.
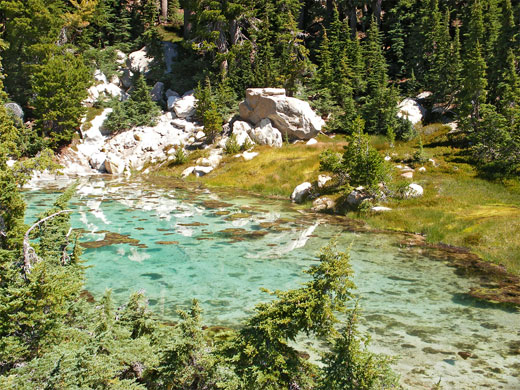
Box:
161, 0, 168, 22
183, 7, 193, 39
372, 0, 383, 24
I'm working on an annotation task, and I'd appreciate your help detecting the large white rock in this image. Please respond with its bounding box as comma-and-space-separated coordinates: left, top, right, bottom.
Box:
104, 153, 125, 174
4, 102, 24, 122
397, 98, 426, 125
115, 50, 127, 65
249, 118, 282, 147
232, 120, 254, 147
242, 151, 258, 161
181, 166, 195, 178
291, 182, 312, 203
405, 183, 424, 198
89, 152, 107, 171
126, 46, 153, 74
239, 88, 324, 140
173, 95, 197, 118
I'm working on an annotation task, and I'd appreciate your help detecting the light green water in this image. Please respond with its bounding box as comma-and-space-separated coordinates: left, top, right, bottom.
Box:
24, 177, 519, 389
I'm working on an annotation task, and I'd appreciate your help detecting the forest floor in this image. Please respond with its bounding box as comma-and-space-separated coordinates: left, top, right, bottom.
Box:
155, 125, 520, 278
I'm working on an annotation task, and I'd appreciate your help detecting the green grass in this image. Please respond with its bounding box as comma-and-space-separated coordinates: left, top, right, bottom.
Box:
154, 126, 520, 275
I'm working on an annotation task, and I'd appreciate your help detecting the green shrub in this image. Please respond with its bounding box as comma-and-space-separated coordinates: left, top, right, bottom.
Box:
172, 146, 188, 165
104, 73, 160, 132
224, 134, 241, 155
320, 130, 389, 191
202, 102, 223, 143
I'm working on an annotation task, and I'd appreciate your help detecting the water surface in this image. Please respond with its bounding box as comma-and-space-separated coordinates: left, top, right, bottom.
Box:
24, 178, 519, 389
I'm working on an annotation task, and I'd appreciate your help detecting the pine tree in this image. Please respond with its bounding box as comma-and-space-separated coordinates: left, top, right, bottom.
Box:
430, 10, 453, 105
361, 18, 398, 135
31, 52, 91, 147
457, 0, 488, 130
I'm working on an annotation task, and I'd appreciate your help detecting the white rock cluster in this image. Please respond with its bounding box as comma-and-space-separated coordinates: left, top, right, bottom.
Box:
59, 110, 204, 176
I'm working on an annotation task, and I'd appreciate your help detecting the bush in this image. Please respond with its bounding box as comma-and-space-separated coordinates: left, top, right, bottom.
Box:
320, 130, 389, 191
224, 134, 241, 155
104, 73, 160, 132
202, 102, 223, 143
172, 146, 188, 165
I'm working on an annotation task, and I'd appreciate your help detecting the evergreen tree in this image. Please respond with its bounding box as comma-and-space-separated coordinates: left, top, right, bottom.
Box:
457, 0, 488, 130
361, 18, 399, 135
430, 10, 453, 105
31, 52, 91, 147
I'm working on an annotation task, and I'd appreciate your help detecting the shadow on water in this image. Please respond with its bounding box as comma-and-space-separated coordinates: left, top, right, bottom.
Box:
451, 293, 519, 313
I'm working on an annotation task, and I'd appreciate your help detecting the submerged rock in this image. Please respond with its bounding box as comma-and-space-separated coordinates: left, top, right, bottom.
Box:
312, 197, 335, 212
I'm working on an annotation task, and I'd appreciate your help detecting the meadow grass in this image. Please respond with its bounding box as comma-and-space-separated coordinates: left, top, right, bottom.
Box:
155, 126, 520, 275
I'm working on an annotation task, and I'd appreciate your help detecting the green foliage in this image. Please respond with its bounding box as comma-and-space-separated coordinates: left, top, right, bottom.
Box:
321, 122, 390, 190
225, 134, 241, 155
319, 309, 400, 390
224, 242, 356, 389
172, 146, 189, 165
104, 74, 160, 132
31, 52, 91, 147
203, 102, 224, 143
471, 104, 520, 176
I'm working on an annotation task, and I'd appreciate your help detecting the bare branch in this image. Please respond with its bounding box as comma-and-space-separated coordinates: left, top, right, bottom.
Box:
23, 210, 73, 275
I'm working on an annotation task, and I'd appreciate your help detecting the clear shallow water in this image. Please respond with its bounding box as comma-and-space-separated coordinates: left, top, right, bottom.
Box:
25, 178, 519, 389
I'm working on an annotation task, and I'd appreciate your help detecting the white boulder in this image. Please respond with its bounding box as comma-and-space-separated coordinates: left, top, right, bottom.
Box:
181, 166, 195, 178
94, 69, 108, 84
291, 182, 312, 203
397, 98, 426, 125
405, 183, 424, 198
127, 46, 153, 74
89, 152, 107, 171
174, 95, 197, 118
239, 88, 324, 140
371, 206, 392, 212
317, 175, 332, 188
232, 121, 254, 147
312, 197, 335, 212
249, 118, 283, 147
194, 166, 214, 177
242, 151, 258, 161
306, 138, 318, 145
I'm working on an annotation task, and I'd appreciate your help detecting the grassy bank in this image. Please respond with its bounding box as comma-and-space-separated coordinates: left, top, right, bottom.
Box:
155, 127, 520, 275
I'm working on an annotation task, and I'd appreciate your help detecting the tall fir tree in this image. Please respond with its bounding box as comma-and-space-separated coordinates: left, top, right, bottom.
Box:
361, 18, 399, 135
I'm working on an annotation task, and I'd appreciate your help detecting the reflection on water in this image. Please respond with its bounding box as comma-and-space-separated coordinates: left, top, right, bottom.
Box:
24, 178, 519, 390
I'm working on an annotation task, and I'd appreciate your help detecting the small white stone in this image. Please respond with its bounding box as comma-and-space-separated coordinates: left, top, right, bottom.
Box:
371, 206, 392, 212
406, 183, 424, 198
419, 167, 426, 173
195, 131, 206, 141
384, 156, 392, 161
181, 166, 195, 178
194, 166, 214, 177
401, 172, 414, 179
306, 138, 318, 145
317, 175, 332, 188
242, 151, 258, 161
